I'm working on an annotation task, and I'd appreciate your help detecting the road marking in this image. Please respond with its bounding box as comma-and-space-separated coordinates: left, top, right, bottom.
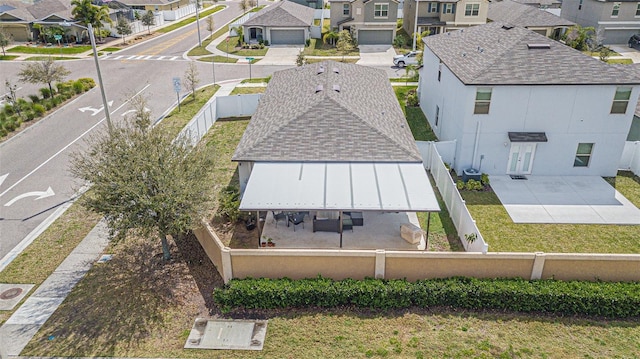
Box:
157, 56, 165, 60
127, 55, 136, 59
137, 27, 198, 56
114, 55, 124, 59
4, 187, 55, 207
170, 56, 178, 60
144, 55, 153, 60
0, 84, 150, 199
120, 107, 150, 117
0, 173, 7, 187
78, 100, 114, 116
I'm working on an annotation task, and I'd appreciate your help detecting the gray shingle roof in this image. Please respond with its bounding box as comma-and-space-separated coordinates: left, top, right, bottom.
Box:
28, 0, 71, 20
488, 0, 574, 28
243, 0, 314, 27
232, 61, 422, 163
424, 22, 640, 85
512, 0, 561, 7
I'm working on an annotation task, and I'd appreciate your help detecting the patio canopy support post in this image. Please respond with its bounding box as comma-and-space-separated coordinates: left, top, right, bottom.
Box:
339, 210, 343, 248
425, 212, 431, 251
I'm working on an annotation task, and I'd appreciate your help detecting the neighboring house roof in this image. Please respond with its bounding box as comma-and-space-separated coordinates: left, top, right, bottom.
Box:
488, 0, 574, 28
511, 0, 561, 7
423, 22, 640, 85
0, 0, 72, 21
243, 0, 314, 27
232, 60, 422, 163
114, 0, 181, 5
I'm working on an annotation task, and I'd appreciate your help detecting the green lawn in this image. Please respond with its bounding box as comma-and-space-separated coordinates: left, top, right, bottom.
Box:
197, 55, 238, 63
8, 45, 92, 54
394, 86, 437, 141
25, 56, 79, 61
157, 5, 224, 33
0, 55, 19, 60
187, 37, 215, 56
607, 58, 634, 64
229, 87, 266, 95
100, 47, 121, 52
462, 171, 640, 253
240, 77, 270, 84
303, 38, 359, 57
161, 85, 219, 137
215, 36, 268, 56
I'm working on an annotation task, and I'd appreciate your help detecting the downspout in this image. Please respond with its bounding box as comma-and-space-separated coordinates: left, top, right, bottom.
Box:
412, 0, 420, 51
471, 118, 481, 169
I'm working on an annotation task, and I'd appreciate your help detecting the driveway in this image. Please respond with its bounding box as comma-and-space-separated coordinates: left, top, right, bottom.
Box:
356, 45, 396, 66
259, 46, 303, 66
606, 45, 640, 63
490, 176, 640, 224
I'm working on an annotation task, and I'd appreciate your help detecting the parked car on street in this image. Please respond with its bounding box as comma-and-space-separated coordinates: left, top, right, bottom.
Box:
393, 51, 421, 68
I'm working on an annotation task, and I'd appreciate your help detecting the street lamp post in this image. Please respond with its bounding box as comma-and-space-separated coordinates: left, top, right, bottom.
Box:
61, 21, 112, 131
195, 0, 202, 47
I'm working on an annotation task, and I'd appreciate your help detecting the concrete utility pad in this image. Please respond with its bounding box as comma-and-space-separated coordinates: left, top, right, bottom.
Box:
490, 176, 640, 224
185, 318, 267, 350
0, 284, 34, 311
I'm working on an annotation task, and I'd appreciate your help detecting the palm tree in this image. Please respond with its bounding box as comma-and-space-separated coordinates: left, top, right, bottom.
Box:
71, 0, 112, 42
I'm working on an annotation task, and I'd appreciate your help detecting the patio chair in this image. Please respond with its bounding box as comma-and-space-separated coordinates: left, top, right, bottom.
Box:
288, 212, 305, 231
273, 211, 287, 228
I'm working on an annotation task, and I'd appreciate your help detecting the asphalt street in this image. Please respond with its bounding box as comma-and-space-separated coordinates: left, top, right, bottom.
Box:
0, 0, 406, 264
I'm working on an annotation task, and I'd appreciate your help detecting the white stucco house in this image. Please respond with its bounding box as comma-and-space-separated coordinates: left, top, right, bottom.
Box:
418, 22, 640, 177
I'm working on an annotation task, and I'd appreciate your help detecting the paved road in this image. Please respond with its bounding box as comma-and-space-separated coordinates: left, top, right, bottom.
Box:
0, 1, 406, 263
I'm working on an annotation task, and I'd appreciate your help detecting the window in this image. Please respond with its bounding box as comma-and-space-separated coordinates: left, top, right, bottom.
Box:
343, 3, 350, 16
465, 3, 480, 16
612, 2, 620, 16
636, 3, 640, 16
443, 3, 454, 14
435, 105, 440, 126
578, 0, 583, 10
428, 2, 439, 13
574, 143, 594, 167
611, 87, 632, 114
438, 61, 442, 81
474, 88, 492, 114
374, 3, 389, 18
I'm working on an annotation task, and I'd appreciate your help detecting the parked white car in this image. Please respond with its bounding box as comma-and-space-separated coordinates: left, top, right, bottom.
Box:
393, 51, 421, 68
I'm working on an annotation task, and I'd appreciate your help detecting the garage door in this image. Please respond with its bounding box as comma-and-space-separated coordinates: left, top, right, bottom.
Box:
270, 29, 305, 45
358, 30, 393, 45
604, 29, 639, 45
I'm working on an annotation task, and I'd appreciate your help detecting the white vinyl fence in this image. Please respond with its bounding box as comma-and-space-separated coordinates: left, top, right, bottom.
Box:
620, 141, 640, 176
163, 4, 197, 21
105, 13, 164, 37
229, 13, 256, 35
417, 141, 489, 253
179, 94, 262, 145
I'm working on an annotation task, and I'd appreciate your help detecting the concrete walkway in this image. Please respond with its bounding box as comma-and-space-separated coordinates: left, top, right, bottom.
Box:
0, 81, 241, 357
491, 175, 640, 224
605, 44, 640, 63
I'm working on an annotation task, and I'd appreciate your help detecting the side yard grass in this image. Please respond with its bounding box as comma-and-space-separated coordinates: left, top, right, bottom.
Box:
8, 45, 92, 54
394, 86, 437, 141
462, 171, 640, 253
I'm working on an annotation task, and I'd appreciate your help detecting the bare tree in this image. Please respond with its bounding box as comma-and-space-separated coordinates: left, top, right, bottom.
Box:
206, 15, 215, 40
184, 61, 200, 100
4, 80, 23, 119
0, 28, 12, 56
17, 58, 71, 95
239, 0, 256, 13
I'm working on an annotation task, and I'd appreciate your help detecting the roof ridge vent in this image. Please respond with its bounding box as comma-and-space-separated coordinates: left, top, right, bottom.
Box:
332, 84, 341, 92
527, 43, 551, 49
333, 67, 339, 74
315, 84, 324, 93
502, 25, 515, 30
317, 65, 325, 75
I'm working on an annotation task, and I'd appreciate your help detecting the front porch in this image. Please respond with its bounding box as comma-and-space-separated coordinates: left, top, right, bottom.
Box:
259, 211, 426, 250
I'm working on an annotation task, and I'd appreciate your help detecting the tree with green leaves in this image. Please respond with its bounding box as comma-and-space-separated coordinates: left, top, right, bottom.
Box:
71, 0, 112, 42
0, 28, 11, 56
141, 10, 155, 35
336, 30, 355, 62
295, 50, 307, 66
184, 61, 200, 100
206, 15, 215, 40
70, 95, 214, 261
116, 16, 132, 44
322, 31, 338, 46
564, 25, 596, 51
18, 58, 71, 96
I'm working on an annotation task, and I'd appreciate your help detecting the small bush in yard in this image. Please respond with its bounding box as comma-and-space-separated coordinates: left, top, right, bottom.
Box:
213, 277, 640, 318
39, 87, 51, 99
72, 81, 84, 94
465, 179, 484, 191
217, 185, 240, 222
32, 104, 45, 116
28, 94, 40, 103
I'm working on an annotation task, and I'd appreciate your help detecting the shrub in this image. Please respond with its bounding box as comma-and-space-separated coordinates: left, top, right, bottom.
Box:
305, 39, 311, 47
39, 87, 51, 99
51, 96, 62, 106
32, 104, 46, 116
481, 173, 490, 186
25, 111, 35, 121
213, 276, 640, 318
44, 101, 53, 111
56, 82, 71, 94
465, 179, 484, 191
217, 185, 241, 222
3, 104, 15, 115
393, 35, 406, 48
406, 90, 418, 107
263, 40, 269, 46
28, 94, 40, 103
456, 180, 465, 190
76, 77, 96, 90
72, 81, 84, 94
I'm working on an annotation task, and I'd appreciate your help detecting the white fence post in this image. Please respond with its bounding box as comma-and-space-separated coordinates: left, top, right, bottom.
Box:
375, 249, 386, 279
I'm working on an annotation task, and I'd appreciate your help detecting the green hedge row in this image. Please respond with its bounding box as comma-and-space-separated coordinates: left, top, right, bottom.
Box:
213, 276, 640, 318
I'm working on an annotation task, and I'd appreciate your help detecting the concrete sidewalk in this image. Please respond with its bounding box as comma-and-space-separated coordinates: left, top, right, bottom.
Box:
0, 81, 242, 357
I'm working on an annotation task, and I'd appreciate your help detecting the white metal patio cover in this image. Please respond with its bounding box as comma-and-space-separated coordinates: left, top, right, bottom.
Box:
239, 162, 440, 212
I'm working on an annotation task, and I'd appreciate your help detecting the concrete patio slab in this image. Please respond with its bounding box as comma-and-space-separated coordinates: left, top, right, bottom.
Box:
0, 284, 34, 310
490, 176, 640, 224
260, 211, 426, 250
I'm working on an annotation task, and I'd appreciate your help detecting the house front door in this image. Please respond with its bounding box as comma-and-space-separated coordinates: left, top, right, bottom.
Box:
506, 143, 536, 175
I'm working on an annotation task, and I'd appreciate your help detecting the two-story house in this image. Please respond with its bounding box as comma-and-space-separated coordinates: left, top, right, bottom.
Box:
488, 0, 574, 38
419, 22, 640, 177
561, 0, 640, 44
329, 0, 399, 44
402, 0, 488, 38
